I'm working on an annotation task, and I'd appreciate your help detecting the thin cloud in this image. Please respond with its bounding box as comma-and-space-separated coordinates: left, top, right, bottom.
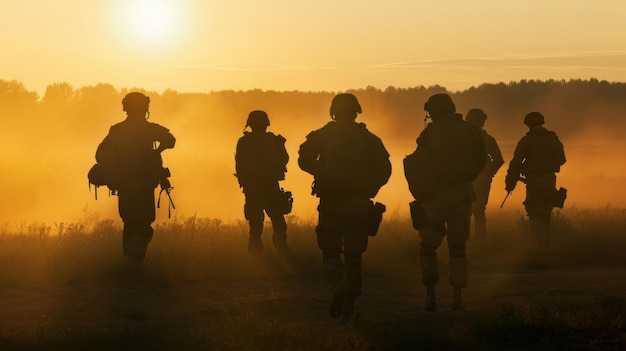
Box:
178, 61, 336, 71
373, 50, 626, 70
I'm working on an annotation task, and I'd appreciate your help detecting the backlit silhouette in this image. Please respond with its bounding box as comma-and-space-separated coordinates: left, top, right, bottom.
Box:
505, 112, 567, 247
404, 93, 486, 311
465, 108, 504, 244
93, 92, 175, 266
235, 110, 292, 255
298, 93, 391, 322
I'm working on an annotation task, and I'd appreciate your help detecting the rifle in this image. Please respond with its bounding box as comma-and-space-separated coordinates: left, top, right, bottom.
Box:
501, 176, 527, 208
500, 191, 511, 208
157, 168, 176, 218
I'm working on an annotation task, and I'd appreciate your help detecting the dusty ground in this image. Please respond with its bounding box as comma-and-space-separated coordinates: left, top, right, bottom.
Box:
1, 250, 625, 350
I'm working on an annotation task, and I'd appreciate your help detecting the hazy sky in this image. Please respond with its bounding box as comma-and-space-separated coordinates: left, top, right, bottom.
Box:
2, 0, 626, 95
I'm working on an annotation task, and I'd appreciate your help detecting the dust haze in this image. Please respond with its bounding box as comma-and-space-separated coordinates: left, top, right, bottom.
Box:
1, 79, 625, 226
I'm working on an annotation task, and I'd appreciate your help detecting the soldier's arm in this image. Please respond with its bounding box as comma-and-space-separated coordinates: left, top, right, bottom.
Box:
153, 124, 176, 153
487, 136, 505, 175
472, 128, 487, 178
276, 134, 289, 167
372, 137, 392, 187
234, 138, 248, 187
556, 135, 566, 166
505, 138, 527, 191
297, 133, 320, 176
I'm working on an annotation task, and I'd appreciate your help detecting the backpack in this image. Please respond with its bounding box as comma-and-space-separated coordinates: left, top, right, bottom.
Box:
87, 163, 108, 199
88, 134, 120, 199
314, 123, 387, 198
403, 145, 445, 200
521, 129, 566, 173
404, 116, 485, 200
235, 132, 288, 187
88, 127, 169, 199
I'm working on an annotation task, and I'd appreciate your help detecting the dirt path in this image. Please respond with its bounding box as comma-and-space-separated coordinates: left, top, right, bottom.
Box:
2, 265, 625, 339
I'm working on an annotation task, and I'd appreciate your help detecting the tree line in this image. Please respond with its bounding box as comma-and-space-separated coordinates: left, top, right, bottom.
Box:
2, 78, 625, 143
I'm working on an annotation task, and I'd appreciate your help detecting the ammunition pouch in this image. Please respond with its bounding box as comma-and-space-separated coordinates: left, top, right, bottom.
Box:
553, 187, 567, 208
278, 188, 294, 214
365, 202, 386, 237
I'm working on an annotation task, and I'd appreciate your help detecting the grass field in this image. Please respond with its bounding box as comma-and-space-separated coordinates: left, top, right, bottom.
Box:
0, 207, 625, 350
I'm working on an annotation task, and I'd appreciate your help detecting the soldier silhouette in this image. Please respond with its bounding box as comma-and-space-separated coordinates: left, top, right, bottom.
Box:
235, 110, 291, 255
404, 93, 486, 311
298, 93, 391, 322
505, 112, 566, 247
94, 92, 175, 266
465, 108, 504, 244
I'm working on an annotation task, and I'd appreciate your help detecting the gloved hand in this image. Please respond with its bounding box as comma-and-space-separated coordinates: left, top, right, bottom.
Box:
505, 173, 519, 193
505, 183, 516, 193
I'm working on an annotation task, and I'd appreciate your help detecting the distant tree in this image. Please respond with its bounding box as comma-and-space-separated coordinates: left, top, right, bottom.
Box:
0, 79, 38, 118
42, 82, 75, 106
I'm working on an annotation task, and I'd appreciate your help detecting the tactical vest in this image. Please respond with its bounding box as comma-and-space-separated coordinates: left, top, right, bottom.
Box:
520, 128, 565, 173
236, 132, 287, 186
314, 122, 387, 198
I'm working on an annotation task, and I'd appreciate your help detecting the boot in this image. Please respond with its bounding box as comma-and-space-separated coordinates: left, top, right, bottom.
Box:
453, 287, 465, 310
340, 296, 359, 325
341, 296, 356, 321
273, 236, 291, 258
425, 285, 436, 312
329, 289, 346, 318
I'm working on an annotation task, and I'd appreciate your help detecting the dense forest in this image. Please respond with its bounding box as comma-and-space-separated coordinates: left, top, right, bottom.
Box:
1, 78, 625, 224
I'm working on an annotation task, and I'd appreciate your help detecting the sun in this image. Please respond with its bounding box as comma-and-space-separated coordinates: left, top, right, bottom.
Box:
113, 0, 184, 49
131, 1, 173, 38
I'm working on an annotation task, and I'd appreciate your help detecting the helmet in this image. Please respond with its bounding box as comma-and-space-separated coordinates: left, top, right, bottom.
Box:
524, 112, 545, 127
122, 92, 150, 112
246, 110, 270, 129
465, 108, 487, 126
330, 93, 362, 117
424, 93, 456, 115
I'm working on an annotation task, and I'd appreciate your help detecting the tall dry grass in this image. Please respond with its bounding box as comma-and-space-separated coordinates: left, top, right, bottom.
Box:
0, 206, 625, 350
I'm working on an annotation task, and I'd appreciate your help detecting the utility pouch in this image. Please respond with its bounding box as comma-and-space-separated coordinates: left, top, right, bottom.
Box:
88, 163, 107, 187
279, 188, 294, 214
553, 187, 567, 208
409, 200, 427, 230
365, 202, 386, 237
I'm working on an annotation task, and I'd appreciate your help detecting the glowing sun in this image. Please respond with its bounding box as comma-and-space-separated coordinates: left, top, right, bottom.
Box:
114, 0, 184, 48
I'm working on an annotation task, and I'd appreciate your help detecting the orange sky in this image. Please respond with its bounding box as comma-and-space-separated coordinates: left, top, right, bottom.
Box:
2, 0, 626, 95
2, 1, 626, 224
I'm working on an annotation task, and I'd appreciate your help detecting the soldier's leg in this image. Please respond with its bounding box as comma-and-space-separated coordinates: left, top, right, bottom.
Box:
447, 202, 471, 310
472, 178, 491, 243
244, 193, 264, 254
471, 202, 486, 244
123, 221, 154, 264
528, 211, 551, 247
335, 209, 370, 321
270, 214, 289, 255
265, 187, 289, 255
316, 209, 344, 293
525, 174, 556, 247
118, 187, 156, 264
342, 223, 369, 296
419, 223, 445, 311
317, 208, 350, 318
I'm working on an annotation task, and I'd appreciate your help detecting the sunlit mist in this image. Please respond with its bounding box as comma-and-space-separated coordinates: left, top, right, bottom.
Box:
0, 80, 625, 226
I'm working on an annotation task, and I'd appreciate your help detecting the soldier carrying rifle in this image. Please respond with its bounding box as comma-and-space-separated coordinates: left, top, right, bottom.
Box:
504, 112, 567, 247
